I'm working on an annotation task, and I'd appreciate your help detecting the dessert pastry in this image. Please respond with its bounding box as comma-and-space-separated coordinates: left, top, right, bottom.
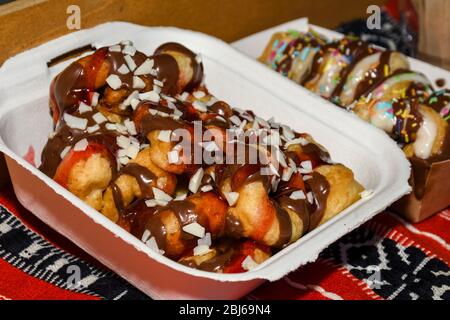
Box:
39, 41, 364, 273
260, 30, 450, 203
260, 30, 327, 84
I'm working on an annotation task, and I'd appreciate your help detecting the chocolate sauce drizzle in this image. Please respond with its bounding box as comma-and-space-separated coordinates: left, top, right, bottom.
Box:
155, 42, 204, 92
40, 40, 339, 272
110, 163, 158, 215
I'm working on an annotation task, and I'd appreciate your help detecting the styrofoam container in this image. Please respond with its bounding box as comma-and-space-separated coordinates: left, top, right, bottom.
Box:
232, 17, 450, 88
0, 22, 410, 300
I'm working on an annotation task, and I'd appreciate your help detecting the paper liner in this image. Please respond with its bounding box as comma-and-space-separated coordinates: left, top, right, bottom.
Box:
0, 22, 410, 299
391, 159, 450, 222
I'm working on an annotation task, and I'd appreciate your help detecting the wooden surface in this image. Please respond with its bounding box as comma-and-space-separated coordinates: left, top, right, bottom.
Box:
0, 0, 382, 65
414, 0, 450, 70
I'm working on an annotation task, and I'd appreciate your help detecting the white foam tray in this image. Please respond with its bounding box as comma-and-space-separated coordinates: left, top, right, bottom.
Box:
0, 22, 410, 300
232, 17, 450, 88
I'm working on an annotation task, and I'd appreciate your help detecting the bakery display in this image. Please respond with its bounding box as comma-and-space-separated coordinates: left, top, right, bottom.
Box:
39, 40, 364, 273
260, 30, 450, 203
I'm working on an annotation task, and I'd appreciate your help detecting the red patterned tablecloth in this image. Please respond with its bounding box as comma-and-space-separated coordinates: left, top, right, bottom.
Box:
0, 184, 448, 300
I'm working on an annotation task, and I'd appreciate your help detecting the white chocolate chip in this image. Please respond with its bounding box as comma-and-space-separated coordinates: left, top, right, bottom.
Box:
134, 59, 154, 76
64, 113, 88, 130
122, 45, 136, 56
182, 222, 205, 238
106, 74, 122, 90
145, 199, 157, 207
125, 55, 137, 71
119, 156, 130, 165
106, 123, 117, 130
145, 236, 162, 254
115, 123, 128, 134
141, 229, 151, 243
307, 192, 314, 204
116, 136, 131, 149
117, 149, 127, 158
224, 191, 239, 206
153, 79, 164, 87
92, 112, 107, 125
124, 119, 137, 135
91, 92, 100, 107
126, 144, 139, 159
60, 146, 71, 159
242, 255, 259, 271
158, 130, 172, 142
197, 232, 212, 247
78, 102, 92, 114
179, 92, 189, 101
192, 101, 207, 112
130, 98, 141, 110
139, 91, 160, 103
200, 185, 213, 192
193, 245, 212, 256
174, 193, 187, 201
193, 91, 205, 99
87, 124, 100, 133
168, 150, 180, 164
301, 161, 312, 171
108, 45, 121, 52
152, 187, 173, 202
73, 138, 89, 152
229, 115, 241, 126
123, 90, 140, 107
117, 64, 130, 75
133, 76, 146, 89
281, 166, 295, 182
282, 125, 295, 141
290, 190, 306, 200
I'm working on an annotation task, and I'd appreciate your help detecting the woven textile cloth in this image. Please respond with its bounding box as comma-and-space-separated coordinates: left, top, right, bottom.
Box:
0, 186, 448, 300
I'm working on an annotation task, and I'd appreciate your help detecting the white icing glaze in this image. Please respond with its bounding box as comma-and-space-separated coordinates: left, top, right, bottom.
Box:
310, 51, 350, 98
370, 72, 430, 101
369, 101, 396, 133
340, 52, 381, 105
290, 47, 317, 83
413, 109, 437, 159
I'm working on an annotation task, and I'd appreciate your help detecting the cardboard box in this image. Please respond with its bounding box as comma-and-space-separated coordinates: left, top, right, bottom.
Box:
391, 160, 450, 223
